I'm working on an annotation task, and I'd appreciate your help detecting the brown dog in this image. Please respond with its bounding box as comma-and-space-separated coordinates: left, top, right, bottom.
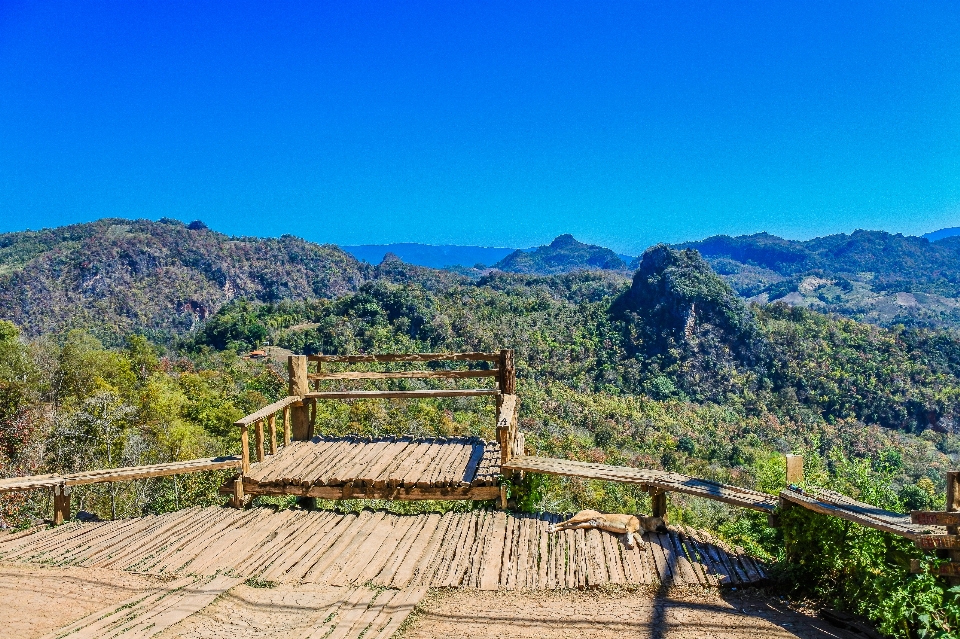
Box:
548, 510, 665, 549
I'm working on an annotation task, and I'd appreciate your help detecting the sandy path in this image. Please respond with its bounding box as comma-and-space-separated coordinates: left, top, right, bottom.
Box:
0, 562, 165, 639
153, 582, 354, 639
400, 588, 860, 639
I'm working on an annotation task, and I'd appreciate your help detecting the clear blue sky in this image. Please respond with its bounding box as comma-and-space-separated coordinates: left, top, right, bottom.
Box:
1, 2, 959, 254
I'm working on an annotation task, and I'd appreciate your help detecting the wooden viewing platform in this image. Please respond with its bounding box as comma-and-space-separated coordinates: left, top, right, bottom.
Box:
228, 351, 520, 505
0, 506, 768, 590
233, 435, 503, 501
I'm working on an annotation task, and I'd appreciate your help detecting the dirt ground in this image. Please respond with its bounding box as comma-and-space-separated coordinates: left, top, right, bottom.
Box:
399, 587, 863, 639
0, 562, 164, 639
152, 582, 354, 639
2, 562, 869, 639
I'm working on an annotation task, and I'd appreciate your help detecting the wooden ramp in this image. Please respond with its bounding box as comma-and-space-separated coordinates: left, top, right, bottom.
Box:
238, 436, 502, 500
0, 507, 766, 589
504, 456, 779, 513
779, 486, 945, 540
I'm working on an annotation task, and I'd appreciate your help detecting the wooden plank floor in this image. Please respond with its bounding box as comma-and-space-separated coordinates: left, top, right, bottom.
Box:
0, 507, 766, 589
242, 436, 501, 499
780, 486, 946, 539
503, 456, 780, 513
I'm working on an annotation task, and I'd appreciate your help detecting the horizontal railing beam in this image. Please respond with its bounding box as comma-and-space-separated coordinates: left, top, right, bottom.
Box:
307, 369, 498, 381
305, 389, 499, 400
307, 352, 500, 363
64, 457, 242, 486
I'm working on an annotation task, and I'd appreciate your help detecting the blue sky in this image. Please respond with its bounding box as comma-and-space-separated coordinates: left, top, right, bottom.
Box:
1, 1, 959, 254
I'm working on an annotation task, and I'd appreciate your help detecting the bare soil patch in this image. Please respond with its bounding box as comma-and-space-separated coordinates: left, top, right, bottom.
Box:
400, 587, 862, 639
0, 562, 163, 639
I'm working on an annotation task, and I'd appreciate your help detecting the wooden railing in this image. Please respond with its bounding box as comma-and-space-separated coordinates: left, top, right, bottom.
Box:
0, 456, 242, 525
233, 395, 299, 475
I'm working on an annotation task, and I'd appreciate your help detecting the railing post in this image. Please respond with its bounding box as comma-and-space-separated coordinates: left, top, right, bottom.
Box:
53, 484, 70, 525
269, 413, 277, 455
282, 406, 291, 447
947, 471, 960, 585
255, 420, 265, 463
289, 355, 311, 441
785, 454, 804, 485
498, 349, 515, 395
238, 422, 250, 475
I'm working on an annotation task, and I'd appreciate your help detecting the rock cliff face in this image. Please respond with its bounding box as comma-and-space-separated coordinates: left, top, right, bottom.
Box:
0, 219, 367, 338
494, 235, 627, 274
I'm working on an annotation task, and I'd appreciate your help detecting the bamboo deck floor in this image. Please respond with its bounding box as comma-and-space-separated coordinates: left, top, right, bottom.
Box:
242, 436, 502, 500
504, 456, 780, 513
0, 507, 767, 590
779, 486, 946, 540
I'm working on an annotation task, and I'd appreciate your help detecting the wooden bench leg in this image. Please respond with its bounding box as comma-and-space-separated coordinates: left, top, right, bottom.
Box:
651, 489, 668, 522
53, 485, 71, 525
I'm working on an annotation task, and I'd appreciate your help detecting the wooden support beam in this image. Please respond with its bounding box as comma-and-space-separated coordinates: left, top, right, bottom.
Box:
282, 406, 291, 447
52, 484, 71, 525
785, 454, 803, 484
289, 355, 311, 441
650, 489, 668, 521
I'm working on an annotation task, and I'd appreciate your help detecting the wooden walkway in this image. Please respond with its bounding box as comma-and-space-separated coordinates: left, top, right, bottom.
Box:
504, 456, 780, 513
240, 436, 502, 500
0, 507, 767, 589
779, 486, 945, 540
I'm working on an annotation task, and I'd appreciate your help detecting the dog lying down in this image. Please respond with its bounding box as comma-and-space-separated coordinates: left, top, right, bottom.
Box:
548, 510, 666, 549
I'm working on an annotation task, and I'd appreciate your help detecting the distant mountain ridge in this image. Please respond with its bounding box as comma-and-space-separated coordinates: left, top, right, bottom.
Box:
341, 243, 517, 268
493, 234, 629, 274
680, 229, 960, 329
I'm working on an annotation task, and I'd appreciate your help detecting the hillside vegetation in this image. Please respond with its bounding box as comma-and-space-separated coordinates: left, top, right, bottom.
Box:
2, 221, 960, 635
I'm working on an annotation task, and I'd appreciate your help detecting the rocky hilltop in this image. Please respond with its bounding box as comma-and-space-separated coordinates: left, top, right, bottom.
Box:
0, 218, 367, 338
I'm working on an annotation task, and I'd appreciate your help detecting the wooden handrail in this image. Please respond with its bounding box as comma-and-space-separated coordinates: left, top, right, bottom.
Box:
306, 352, 499, 363
234, 396, 300, 426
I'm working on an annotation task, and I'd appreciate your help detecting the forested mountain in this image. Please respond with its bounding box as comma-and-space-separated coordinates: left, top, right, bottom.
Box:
679, 230, 960, 329
494, 234, 629, 274
0, 218, 368, 339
